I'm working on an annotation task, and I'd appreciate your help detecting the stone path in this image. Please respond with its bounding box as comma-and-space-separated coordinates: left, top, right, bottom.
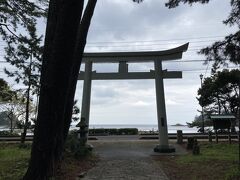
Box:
82, 140, 171, 180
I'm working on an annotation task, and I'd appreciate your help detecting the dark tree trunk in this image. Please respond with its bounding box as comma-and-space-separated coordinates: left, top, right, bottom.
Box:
23, 0, 84, 179
63, 0, 97, 142
21, 53, 33, 144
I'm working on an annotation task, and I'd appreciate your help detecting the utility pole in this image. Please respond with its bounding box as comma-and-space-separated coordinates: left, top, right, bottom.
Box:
200, 74, 205, 134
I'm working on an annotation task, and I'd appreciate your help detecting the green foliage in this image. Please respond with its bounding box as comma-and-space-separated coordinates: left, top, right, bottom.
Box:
0, 0, 47, 38
72, 100, 80, 122
65, 130, 91, 158
0, 78, 16, 102
197, 69, 240, 115
65, 130, 79, 152
187, 115, 212, 131
89, 128, 138, 135
0, 111, 17, 127
0, 130, 18, 136
4, 24, 43, 94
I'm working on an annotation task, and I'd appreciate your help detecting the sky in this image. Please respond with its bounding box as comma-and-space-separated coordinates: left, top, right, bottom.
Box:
0, 0, 238, 125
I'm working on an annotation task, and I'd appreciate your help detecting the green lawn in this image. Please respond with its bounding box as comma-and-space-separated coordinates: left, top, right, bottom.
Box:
0, 143, 97, 180
0, 144, 30, 180
157, 142, 240, 180
178, 143, 238, 162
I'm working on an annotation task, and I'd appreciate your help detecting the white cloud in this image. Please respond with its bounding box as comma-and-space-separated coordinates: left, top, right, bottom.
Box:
166, 99, 181, 105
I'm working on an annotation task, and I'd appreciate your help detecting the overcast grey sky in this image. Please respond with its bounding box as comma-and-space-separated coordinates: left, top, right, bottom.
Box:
0, 0, 238, 125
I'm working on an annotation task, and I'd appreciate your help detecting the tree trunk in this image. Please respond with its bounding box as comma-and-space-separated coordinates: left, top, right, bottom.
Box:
21, 82, 31, 144
21, 53, 32, 144
23, 0, 84, 179
63, 0, 97, 142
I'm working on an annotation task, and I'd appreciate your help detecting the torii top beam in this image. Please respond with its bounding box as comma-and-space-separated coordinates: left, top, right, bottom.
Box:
82, 43, 189, 63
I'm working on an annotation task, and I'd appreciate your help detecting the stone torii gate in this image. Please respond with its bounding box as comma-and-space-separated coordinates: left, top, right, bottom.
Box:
78, 43, 189, 153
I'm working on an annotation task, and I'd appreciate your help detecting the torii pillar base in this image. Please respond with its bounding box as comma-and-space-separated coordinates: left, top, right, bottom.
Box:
154, 145, 175, 153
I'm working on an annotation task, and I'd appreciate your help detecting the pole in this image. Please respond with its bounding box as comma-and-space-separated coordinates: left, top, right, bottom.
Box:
237, 65, 240, 171
200, 74, 204, 134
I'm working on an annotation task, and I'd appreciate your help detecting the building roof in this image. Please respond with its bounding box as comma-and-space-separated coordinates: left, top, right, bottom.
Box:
210, 115, 236, 120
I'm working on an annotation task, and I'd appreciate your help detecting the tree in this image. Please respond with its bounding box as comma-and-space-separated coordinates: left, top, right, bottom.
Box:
0, 80, 35, 134
0, 0, 46, 39
23, 0, 94, 178
0, 1, 47, 143
4, 25, 43, 143
24, 0, 145, 178
187, 114, 212, 132
166, 0, 240, 69
197, 69, 240, 131
166, 0, 240, 133
0, 92, 35, 134
198, 70, 239, 115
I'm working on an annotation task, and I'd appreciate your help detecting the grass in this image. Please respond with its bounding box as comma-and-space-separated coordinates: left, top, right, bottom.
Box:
0, 143, 97, 180
0, 143, 30, 180
155, 142, 240, 180
178, 143, 238, 162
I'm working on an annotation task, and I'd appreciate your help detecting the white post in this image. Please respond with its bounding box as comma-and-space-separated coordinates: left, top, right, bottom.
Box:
80, 61, 93, 127
154, 60, 175, 153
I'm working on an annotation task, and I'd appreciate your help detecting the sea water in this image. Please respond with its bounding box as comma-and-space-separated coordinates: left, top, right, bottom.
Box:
0, 124, 199, 134
71, 124, 199, 133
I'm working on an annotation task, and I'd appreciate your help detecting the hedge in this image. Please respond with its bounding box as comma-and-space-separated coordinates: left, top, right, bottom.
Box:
88, 128, 138, 135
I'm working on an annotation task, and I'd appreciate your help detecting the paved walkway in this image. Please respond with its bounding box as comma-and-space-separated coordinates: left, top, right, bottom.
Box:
82, 140, 184, 180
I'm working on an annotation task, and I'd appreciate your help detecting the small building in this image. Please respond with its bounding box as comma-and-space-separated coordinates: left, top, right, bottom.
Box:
210, 115, 236, 130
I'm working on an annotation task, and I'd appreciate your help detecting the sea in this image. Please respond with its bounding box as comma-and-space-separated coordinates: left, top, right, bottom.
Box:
71, 124, 199, 133
0, 124, 199, 134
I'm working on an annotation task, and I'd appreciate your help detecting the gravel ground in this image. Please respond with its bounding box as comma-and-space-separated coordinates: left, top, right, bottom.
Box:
82, 140, 186, 180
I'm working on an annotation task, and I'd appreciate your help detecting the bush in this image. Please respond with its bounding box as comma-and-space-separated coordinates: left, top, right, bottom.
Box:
65, 130, 79, 152
65, 130, 91, 158
0, 130, 19, 136
88, 128, 138, 135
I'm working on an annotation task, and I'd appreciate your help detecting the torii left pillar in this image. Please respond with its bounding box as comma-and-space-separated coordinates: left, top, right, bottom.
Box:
80, 61, 92, 129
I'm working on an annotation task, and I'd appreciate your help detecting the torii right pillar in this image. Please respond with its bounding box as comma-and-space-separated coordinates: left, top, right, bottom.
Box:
154, 60, 175, 153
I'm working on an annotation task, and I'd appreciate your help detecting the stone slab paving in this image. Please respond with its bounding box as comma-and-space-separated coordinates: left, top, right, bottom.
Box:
82, 140, 186, 180
83, 159, 168, 180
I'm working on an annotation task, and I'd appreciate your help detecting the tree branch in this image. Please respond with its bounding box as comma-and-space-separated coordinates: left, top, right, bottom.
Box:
0, 23, 20, 39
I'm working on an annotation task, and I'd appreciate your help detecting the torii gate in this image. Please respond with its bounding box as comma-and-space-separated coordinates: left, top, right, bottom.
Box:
78, 43, 189, 153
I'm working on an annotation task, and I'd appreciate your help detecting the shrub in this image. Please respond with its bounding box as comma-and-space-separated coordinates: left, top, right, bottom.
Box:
0, 130, 19, 136
65, 130, 91, 158
88, 128, 138, 135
